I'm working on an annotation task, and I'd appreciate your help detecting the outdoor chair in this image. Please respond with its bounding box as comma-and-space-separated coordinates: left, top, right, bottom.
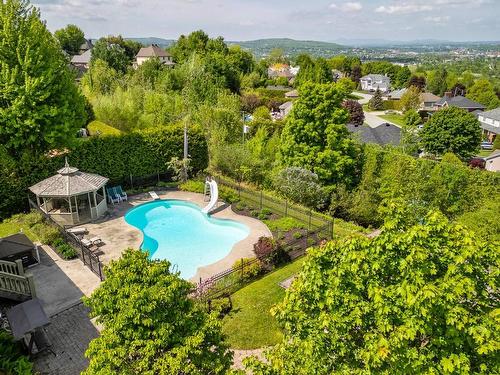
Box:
25, 327, 56, 358
115, 185, 128, 201
67, 227, 87, 235
106, 187, 121, 205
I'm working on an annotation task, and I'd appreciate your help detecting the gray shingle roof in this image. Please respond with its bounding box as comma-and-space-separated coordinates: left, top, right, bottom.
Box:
435, 95, 486, 109
361, 74, 390, 82
29, 162, 108, 197
479, 107, 500, 122
71, 49, 92, 64
347, 123, 401, 146
136, 45, 171, 58
0, 233, 35, 258
389, 88, 407, 100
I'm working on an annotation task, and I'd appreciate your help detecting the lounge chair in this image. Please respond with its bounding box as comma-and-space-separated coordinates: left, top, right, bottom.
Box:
115, 186, 128, 201
67, 227, 87, 235
149, 191, 160, 200
106, 187, 121, 204
90, 237, 104, 246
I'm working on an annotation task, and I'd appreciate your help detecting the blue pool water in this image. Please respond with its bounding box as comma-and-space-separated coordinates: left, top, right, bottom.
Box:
124, 200, 250, 279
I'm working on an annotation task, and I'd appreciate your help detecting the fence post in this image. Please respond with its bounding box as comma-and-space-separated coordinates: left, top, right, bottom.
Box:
285, 200, 288, 216
308, 210, 312, 231
238, 181, 241, 199
240, 258, 244, 284
129, 173, 133, 188
98, 258, 103, 281
157, 170, 160, 184
81, 242, 86, 265
15, 259, 24, 276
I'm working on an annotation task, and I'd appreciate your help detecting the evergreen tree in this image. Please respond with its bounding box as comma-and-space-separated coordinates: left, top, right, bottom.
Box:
368, 88, 384, 110
0, 0, 86, 156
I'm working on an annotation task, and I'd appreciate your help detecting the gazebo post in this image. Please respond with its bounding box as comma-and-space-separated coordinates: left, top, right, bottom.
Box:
36, 196, 41, 210
74, 196, 80, 224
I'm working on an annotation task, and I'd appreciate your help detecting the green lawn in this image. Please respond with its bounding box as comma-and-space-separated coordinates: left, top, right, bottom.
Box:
379, 113, 405, 127
222, 257, 305, 349
0, 213, 39, 240
87, 121, 122, 136
477, 149, 493, 157
334, 218, 370, 239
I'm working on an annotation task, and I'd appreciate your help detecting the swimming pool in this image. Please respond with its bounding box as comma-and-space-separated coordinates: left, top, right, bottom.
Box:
124, 200, 250, 279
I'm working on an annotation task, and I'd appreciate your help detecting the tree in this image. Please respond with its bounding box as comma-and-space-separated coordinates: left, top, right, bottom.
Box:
91, 36, 132, 73
350, 65, 362, 84
408, 75, 426, 91
279, 82, 359, 186
246, 207, 499, 374
273, 167, 327, 208
368, 88, 384, 110
83, 249, 232, 374
342, 99, 364, 125
0, 0, 86, 156
427, 67, 448, 96
54, 24, 85, 55
399, 86, 422, 113
467, 79, 500, 110
81, 59, 120, 97
401, 109, 421, 155
395, 66, 411, 88
450, 82, 467, 97
420, 107, 481, 158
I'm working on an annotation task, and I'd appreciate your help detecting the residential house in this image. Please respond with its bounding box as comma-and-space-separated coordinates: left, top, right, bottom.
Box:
360, 74, 391, 92
79, 39, 93, 55
434, 93, 486, 112
135, 44, 174, 68
267, 64, 294, 80
347, 123, 401, 146
483, 150, 500, 172
70, 49, 91, 70
279, 101, 293, 118
478, 107, 500, 142
387, 88, 407, 100
420, 92, 441, 112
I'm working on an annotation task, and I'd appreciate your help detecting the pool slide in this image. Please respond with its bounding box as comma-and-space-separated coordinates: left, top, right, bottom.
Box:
202, 179, 219, 214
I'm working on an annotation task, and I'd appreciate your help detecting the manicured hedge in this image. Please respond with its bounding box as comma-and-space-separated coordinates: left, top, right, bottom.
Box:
0, 124, 208, 219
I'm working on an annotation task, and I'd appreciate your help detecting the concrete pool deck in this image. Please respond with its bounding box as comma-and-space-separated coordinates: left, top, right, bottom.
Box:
83, 190, 272, 282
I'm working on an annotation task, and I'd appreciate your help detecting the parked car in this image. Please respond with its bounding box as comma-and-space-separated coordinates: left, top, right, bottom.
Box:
481, 141, 493, 150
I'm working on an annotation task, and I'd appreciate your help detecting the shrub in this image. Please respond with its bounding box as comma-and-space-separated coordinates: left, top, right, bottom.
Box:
268, 245, 291, 266
232, 258, 262, 280
263, 217, 306, 232
273, 167, 327, 209
0, 330, 33, 374
342, 99, 365, 125
32, 223, 60, 245
257, 213, 268, 220
253, 236, 276, 258
261, 208, 272, 216
493, 136, 500, 150
55, 242, 78, 260
209, 297, 232, 317
292, 231, 303, 239
234, 202, 246, 211
178, 180, 205, 194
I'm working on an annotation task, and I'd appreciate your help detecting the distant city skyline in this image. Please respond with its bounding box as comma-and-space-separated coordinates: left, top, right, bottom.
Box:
33, 0, 500, 43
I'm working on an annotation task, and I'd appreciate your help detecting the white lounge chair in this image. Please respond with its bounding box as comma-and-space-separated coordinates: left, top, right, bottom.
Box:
149, 191, 160, 200
67, 227, 87, 235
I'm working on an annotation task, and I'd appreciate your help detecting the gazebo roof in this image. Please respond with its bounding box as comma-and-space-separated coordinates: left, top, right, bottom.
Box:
29, 160, 109, 198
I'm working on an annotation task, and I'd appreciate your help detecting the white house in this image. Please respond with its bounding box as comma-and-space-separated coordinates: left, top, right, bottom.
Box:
279, 101, 293, 118
478, 107, 500, 142
135, 44, 174, 68
360, 74, 391, 92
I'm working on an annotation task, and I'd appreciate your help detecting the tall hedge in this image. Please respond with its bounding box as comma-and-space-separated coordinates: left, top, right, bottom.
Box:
0, 124, 208, 220
335, 145, 500, 241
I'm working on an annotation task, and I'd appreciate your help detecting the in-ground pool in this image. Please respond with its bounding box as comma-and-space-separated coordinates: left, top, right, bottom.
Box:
125, 200, 250, 279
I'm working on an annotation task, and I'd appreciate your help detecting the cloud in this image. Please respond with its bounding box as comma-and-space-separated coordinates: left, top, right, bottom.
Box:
329, 2, 362, 12
424, 16, 450, 23
375, 4, 433, 14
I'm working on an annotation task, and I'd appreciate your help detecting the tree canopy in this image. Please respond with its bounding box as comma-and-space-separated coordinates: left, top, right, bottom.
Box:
279, 82, 359, 186
83, 249, 232, 374
54, 24, 85, 55
466, 79, 500, 110
420, 107, 481, 159
246, 207, 499, 374
0, 0, 86, 156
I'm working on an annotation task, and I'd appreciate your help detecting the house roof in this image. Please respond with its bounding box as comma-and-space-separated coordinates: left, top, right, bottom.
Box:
279, 101, 293, 110
361, 74, 390, 82
79, 39, 93, 51
420, 92, 441, 103
479, 107, 500, 122
435, 95, 486, 109
347, 123, 401, 146
136, 45, 171, 58
0, 233, 35, 259
70, 49, 91, 64
389, 88, 407, 100
29, 161, 108, 198
484, 149, 500, 161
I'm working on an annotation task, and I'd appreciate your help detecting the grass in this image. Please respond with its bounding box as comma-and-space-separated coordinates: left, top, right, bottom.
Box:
263, 217, 305, 232
333, 218, 370, 239
379, 114, 405, 127
477, 149, 493, 157
222, 257, 305, 349
87, 121, 122, 136
0, 213, 39, 240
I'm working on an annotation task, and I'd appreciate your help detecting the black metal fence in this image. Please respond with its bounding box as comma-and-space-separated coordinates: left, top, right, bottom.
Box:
28, 199, 105, 281
196, 176, 334, 300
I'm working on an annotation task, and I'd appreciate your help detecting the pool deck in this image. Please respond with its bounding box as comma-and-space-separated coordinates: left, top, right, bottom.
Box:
83, 190, 272, 282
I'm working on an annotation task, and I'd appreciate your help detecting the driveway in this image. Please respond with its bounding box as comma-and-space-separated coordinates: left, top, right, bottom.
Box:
353, 91, 372, 104
363, 110, 399, 128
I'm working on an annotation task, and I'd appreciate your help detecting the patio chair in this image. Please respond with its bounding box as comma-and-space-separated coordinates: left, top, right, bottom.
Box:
115, 185, 128, 201
149, 191, 160, 200
67, 227, 87, 235
90, 237, 104, 246
106, 187, 121, 205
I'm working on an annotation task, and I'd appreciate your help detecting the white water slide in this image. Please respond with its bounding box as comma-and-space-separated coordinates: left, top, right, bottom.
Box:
202, 178, 219, 214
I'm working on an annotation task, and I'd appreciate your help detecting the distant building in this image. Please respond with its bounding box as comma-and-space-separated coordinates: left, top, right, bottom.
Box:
79, 39, 93, 55
483, 150, 500, 172
387, 88, 407, 100
279, 101, 293, 118
420, 92, 441, 111
135, 44, 174, 68
70, 49, 91, 70
267, 64, 294, 79
285, 89, 299, 98
478, 107, 500, 142
434, 94, 486, 112
347, 123, 401, 146
360, 74, 391, 92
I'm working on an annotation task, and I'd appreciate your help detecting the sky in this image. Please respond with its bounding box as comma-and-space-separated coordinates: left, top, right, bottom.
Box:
33, 0, 500, 42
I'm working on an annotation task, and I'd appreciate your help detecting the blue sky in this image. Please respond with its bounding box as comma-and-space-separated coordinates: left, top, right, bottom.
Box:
33, 0, 500, 42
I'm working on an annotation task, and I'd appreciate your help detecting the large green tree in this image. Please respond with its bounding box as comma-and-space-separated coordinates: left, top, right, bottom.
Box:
279, 82, 359, 186
401, 109, 421, 155
466, 79, 500, 110
54, 24, 85, 55
246, 207, 499, 374
83, 249, 232, 374
91, 35, 140, 73
0, 0, 86, 156
420, 107, 481, 159
427, 67, 448, 96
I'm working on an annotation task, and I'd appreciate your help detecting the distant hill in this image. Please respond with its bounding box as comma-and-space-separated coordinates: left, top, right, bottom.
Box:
126, 37, 175, 48
229, 38, 347, 58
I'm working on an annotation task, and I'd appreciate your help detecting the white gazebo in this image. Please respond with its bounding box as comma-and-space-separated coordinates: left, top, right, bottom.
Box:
29, 161, 109, 226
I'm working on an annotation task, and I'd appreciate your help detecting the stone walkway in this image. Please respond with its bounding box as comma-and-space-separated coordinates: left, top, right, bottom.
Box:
232, 348, 266, 370
33, 303, 99, 375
